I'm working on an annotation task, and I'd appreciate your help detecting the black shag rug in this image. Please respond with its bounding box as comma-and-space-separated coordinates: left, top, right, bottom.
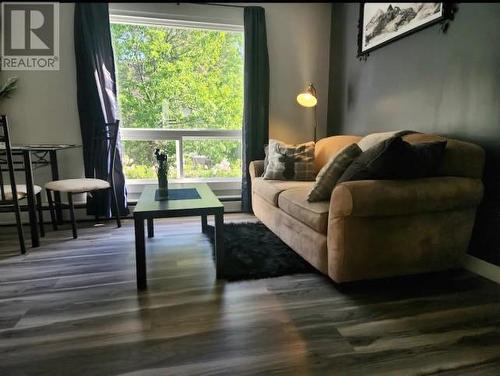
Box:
206, 222, 316, 281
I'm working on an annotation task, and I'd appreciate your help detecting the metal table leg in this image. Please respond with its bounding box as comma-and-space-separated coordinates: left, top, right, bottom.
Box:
23, 151, 39, 247
49, 150, 63, 224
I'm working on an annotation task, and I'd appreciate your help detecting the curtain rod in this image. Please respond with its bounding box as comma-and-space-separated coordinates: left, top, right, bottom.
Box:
188, 2, 247, 9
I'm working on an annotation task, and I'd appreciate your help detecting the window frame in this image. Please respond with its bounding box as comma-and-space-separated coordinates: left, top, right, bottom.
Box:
109, 14, 244, 198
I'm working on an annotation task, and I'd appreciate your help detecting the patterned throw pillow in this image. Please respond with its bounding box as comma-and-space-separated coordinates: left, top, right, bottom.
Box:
307, 143, 362, 202
262, 144, 269, 177
263, 139, 316, 181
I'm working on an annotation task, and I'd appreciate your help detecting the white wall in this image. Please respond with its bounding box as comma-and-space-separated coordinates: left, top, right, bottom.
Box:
258, 3, 331, 144
1, 2, 331, 201
0, 3, 82, 189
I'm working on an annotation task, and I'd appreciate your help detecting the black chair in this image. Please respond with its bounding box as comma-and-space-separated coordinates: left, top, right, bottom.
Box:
45, 121, 122, 239
0, 115, 26, 254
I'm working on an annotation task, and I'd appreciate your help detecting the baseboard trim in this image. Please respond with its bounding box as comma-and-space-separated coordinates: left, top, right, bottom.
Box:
463, 255, 500, 284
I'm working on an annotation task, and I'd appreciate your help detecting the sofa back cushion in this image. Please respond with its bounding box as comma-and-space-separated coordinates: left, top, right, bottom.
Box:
402, 133, 485, 179
314, 135, 362, 172
314, 133, 485, 180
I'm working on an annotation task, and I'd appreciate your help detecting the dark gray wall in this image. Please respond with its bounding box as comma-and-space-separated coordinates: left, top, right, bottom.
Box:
328, 3, 500, 265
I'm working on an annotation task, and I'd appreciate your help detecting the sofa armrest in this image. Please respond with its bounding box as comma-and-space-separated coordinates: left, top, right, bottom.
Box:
249, 160, 265, 180
330, 177, 483, 218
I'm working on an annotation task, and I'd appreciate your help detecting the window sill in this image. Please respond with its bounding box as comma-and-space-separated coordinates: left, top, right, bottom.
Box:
126, 177, 241, 185
125, 177, 242, 203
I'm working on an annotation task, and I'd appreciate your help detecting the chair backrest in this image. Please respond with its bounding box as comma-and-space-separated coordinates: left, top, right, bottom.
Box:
92, 120, 120, 185
0, 115, 19, 204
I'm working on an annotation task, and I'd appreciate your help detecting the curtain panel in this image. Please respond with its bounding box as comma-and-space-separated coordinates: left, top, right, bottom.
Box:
74, 3, 128, 217
241, 6, 270, 213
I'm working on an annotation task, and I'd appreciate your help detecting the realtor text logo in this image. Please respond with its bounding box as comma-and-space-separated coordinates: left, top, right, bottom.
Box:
1, 2, 60, 70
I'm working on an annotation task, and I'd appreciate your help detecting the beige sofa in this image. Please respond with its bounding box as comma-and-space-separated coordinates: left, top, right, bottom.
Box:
249, 133, 485, 283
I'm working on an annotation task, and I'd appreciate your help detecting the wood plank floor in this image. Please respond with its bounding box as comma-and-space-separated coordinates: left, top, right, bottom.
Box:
1, 214, 500, 375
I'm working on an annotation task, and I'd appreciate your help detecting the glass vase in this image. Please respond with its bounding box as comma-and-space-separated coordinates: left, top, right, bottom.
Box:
157, 164, 168, 197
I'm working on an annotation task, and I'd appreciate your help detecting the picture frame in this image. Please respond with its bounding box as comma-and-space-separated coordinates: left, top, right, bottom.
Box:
357, 3, 454, 59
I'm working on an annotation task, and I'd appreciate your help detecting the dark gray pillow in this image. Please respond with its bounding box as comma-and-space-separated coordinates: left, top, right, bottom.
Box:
338, 136, 447, 183
400, 140, 447, 178
338, 136, 405, 183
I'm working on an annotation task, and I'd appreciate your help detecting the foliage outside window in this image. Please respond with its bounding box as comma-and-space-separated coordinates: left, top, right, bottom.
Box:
110, 23, 244, 179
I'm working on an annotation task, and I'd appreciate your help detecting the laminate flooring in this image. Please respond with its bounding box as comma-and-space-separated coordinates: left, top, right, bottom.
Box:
1, 214, 500, 375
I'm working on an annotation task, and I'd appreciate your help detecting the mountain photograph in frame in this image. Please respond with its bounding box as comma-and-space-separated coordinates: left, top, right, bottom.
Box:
358, 3, 448, 57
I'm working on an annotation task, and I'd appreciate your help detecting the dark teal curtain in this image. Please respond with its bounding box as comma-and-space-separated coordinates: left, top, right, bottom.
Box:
74, 3, 128, 217
242, 7, 270, 212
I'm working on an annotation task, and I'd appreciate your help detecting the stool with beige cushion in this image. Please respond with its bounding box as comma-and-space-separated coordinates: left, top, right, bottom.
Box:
2, 184, 45, 237
45, 122, 122, 239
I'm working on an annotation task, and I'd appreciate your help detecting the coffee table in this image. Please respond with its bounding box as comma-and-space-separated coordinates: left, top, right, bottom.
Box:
133, 183, 224, 290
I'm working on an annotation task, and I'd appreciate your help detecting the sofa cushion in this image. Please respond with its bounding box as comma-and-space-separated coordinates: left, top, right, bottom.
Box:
339, 136, 449, 184
314, 135, 362, 172
308, 143, 362, 202
399, 140, 447, 179
357, 130, 414, 151
278, 187, 330, 234
338, 136, 406, 183
253, 177, 313, 206
263, 139, 316, 181
402, 133, 485, 179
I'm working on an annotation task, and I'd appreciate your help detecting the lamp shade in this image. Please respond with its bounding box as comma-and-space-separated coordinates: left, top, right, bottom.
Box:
296, 83, 317, 107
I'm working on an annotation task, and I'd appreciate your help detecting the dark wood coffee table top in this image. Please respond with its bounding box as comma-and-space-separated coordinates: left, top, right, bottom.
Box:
134, 183, 223, 218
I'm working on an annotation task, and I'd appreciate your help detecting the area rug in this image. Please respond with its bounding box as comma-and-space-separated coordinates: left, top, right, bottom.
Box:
206, 222, 316, 281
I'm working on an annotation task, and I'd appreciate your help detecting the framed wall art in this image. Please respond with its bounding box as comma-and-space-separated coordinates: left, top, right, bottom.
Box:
358, 3, 453, 58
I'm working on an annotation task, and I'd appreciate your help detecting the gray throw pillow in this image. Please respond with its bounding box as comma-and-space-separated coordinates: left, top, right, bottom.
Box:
263, 139, 316, 181
307, 143, 362, 202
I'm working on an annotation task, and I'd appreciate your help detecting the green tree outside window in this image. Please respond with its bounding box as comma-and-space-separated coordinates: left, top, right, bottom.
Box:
110, 23, 244, 179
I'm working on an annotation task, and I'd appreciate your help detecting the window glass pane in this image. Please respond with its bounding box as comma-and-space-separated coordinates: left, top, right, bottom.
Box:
123, 140, 177, 179
183, 139, 242, 178
111, 23, 244, 130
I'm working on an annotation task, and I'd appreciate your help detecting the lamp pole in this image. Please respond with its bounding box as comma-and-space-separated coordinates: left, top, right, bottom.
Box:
313, 105, 318, 142
297, 83, 318, 142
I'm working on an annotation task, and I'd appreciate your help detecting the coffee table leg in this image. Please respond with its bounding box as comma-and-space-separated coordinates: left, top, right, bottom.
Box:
135, 216, 147, 289
214, 212, 224, 279
147, 218, 154, 238
201, 214, 208, 233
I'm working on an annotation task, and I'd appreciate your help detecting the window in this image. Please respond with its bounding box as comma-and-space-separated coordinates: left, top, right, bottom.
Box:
110, 19, 244, 183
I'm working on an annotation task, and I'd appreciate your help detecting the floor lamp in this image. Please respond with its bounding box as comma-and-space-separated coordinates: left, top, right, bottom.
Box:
296, 83, 318, 141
